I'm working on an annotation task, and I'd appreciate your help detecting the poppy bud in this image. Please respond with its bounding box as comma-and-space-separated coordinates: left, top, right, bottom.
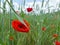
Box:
27, 8, 33, 12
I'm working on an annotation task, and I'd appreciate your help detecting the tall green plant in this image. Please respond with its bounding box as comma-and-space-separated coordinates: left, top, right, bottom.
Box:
33, 0, 36, 6
23, 0, 25, 7
3, 0, 6, 14
9, 0, 13, 32
45, 0, 50, 13
40, 0, 44, 14
41, 0, 44, 8
6, 0, 27, 26
58, 3, 60, 10
0, 0, 1, 12
9, 0, 14, 45
1, 0, 6, 44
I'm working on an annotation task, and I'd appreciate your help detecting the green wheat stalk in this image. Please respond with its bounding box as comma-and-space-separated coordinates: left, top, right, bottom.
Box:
9, 0, 14, 45
33, 0, 36, 7
6, 0, 28, 28
0, 0, 1, 13
1, 0, 6, 44
41, 0, 44, 8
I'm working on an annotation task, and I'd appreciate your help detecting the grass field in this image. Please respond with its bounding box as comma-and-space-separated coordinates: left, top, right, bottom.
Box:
0, 0, 60, 45
0, 11, 60, 45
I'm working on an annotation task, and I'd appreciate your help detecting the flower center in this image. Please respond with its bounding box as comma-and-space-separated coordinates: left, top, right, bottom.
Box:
18, 25, 23, 28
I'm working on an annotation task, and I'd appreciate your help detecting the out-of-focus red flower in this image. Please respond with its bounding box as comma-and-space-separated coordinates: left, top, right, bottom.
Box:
12, 20, 30, 33
53, 34, 58, 38
27, 8, 33, 12
42, 27, 46, 31
55, 41, 60, 45
9, 36, 14, 40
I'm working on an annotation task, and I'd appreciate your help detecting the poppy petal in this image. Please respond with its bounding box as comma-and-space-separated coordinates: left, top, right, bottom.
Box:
12, 20, 30, 33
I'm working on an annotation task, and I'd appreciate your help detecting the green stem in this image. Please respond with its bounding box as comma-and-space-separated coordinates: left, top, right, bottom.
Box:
41, 0, 44, 8
9, 0, 14, 45
0, 7, 6, 11
0, 0, 1, 13
33, 0, 36, 6
1, 0, 6, 44
1, 13, 4, 43
23, 0, 25, 7
6, 0, 28, 28
3, 0, 6, 14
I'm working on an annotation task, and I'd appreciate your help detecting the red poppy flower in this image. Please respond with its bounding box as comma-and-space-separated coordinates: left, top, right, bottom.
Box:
12, 20, 30, 33
55, 41, 60, 45
27, 8, 33, 12
53, 34, 58, 38
42, 27, 46, 31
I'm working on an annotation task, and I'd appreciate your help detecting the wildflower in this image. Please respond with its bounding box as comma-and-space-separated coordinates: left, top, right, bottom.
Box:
42, 27, 46, 31
9, 36, 14, 40
12, 20, 30, 33
55, 41, 60, 45
27, 7, 33, 12
53, 34, 58, 38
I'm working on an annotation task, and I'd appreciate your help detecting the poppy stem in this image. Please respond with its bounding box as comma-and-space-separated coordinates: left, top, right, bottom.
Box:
1, 0, 6, 44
